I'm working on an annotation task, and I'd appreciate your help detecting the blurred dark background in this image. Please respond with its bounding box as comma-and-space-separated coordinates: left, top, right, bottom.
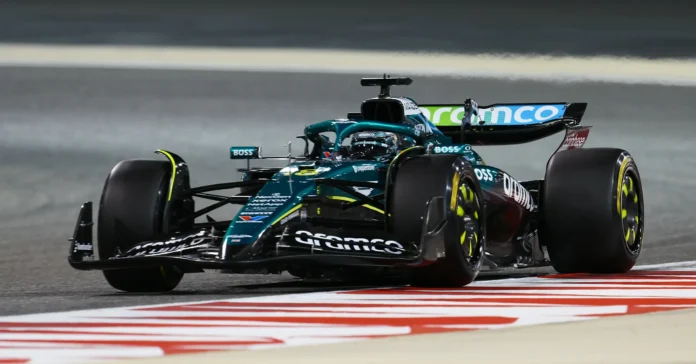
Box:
2, 0, 695, 58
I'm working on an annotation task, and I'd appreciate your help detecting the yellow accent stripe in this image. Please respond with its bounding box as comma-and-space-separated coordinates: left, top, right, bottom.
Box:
386, 146, 422, 185
625, 229, 631, 242
385, 146, 423, 213
272, 204, 304, 225
616, 156, 632, 214
629, 176, 634, 192
622, 184, 628, 197
156, 149, 176, 201
460, 231, 467, 245
474, 210, 479, 220
450, 173, 460, 211
389, 146, 421, 170
622, 209, 627, 219
457, 206, 464, 217
328, 196, 385, 214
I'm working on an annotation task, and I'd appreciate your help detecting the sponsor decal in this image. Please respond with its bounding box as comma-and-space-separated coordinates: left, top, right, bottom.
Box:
294, 230, 404, 255
252, 196, 290, 201
398, 98, 422, 116
280, 211, 299, 225
414, 123, 433, 135
563, 135, 585, 148
353, 186, 374, 196
432, 145, 471, 154
224, 234, 254, 244
355, 132, 379, 138
502, 173, 534, 211
419, 104, 567, 126
280, 166, 331, 176
352, 164, 376, 173
239, 215, 268, 222
474, 167, 496, 182
74, 243, 93, 251
323, 151, 332, 158
248, 202, 286, 208
128, 230, 212, 256
558, 127, 591, 151
247, 194, 291, 209
279, 209, 307, 225
247, 203, 284, 209
229, 146, 260, 159
352, 180, 378, 196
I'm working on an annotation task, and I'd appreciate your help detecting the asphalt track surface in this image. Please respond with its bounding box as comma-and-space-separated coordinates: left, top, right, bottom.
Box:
1, 67, 695, 316
3, 0, 696, 58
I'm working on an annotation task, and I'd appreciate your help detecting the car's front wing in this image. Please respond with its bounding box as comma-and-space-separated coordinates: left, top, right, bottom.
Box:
67, 200, 451, 272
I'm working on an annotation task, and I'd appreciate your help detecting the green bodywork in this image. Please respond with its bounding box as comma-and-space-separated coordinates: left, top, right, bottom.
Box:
222, 119, 486, 251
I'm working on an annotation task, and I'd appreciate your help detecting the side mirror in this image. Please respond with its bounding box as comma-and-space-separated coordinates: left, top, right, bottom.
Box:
296, 135, 309, 157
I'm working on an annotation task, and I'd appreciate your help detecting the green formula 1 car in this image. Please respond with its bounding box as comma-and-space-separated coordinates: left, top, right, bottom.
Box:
67, 76, 645, 292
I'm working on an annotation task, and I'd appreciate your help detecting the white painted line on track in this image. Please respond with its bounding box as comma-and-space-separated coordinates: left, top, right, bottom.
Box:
116, 307, 696, 364
631, 260, 696, 269
1, 44, 696, 86
1, 261, 696, 364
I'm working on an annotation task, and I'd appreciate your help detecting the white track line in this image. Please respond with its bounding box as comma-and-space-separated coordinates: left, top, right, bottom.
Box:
2, 261, 696, 364
1, 44, 696, 86
1, 260, 693, 320
115, 308, 696, 364
633, 260, 696, 269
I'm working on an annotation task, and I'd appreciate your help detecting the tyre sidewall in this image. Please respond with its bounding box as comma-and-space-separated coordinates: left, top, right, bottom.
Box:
542, 148, 644, 273
97, 159, 183, 292
389, 154, 485, 287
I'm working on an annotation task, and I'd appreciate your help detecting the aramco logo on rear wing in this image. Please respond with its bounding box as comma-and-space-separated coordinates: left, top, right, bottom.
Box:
419, 104, 566, 126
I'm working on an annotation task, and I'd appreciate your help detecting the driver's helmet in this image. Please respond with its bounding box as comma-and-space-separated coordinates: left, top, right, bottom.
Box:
348, 131, 398, 161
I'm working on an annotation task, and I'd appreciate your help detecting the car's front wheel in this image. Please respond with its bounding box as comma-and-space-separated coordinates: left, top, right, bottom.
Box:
389, 154, 486, 287
97, 160, 185, 292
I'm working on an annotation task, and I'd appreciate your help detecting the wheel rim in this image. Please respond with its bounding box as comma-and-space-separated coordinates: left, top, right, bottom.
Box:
619, 170, 643, 254
455, 180, 484, 266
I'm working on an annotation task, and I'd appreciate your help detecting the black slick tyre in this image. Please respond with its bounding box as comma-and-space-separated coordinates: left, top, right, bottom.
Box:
389, 154, 485, 287
97, 160, 184, 292
541, 148, 644, 273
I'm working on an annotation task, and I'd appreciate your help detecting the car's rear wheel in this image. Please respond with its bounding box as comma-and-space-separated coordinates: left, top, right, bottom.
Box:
97, 160, 184, 292
389, 154, 485, 287
540, 148, 644, 273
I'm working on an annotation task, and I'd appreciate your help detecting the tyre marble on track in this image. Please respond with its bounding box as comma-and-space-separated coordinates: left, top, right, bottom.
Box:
0, 67, 694, 315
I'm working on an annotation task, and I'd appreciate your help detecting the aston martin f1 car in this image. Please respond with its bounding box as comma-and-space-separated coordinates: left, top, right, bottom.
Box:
68, 76, 645, 292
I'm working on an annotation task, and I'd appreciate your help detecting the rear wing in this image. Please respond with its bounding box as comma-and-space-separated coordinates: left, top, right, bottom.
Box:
419, 101, 588, 145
